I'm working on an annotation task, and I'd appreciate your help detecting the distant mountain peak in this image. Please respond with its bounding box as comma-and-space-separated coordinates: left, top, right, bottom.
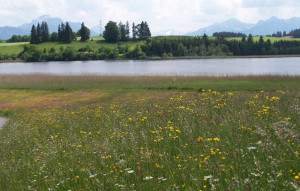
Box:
32, 15, 55, 23
187, 18, 252, 36
187, 16, 300, 36
268, 16, 279, 21
37, 15, 51, 20
224, 18, 241, 23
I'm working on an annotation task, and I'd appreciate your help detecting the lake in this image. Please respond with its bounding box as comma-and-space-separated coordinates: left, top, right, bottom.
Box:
0, 57, 299, 76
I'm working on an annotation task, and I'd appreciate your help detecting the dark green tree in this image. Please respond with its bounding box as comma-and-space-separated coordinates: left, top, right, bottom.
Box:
126, 21, 130, 39
36, 23, 41, 44
41, 22, 50, 42
118, 21, 127, 41
30, 25, 37, 44
144, 22, 151, 39
133, 21, 151, 40
50, 32, 58, 42
103, 21, 120, 43
58, 23, 66, 42
137, 21, 145, 39
247, 34, 254, 55
65, 22, 73, 43
283, 31, 287, 36
132, 22, 137, 39
79, 22, 90, 41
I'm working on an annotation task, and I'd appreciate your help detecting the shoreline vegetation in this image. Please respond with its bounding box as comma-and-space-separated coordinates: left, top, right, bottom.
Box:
1, 35, 300, 62
0, 74, 299, 190
1, 53, 300, 64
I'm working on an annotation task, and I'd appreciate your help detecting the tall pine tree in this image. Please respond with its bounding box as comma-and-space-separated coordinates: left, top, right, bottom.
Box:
132, 22, 137, 39
41, 22, 50, 42
118, 21, 127, 41
80, 22, 90, 41
30, 25, 37, 44
144, 21, 151, 39
126, 21, 130, 39
36, 23, 41, 44
65, 22, 73, 43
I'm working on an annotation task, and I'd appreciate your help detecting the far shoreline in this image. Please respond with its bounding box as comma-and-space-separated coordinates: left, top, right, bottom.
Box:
1, 54, 300, 64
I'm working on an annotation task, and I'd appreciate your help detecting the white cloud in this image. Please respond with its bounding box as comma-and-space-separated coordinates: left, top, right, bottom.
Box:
1, 0, 300, 33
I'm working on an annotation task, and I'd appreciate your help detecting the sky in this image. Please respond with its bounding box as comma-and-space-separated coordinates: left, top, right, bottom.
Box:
1, 0, 300, 33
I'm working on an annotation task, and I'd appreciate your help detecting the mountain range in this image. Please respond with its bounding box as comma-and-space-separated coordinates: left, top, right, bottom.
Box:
1, 15, 300, 40
0, 15, 98, 40
187, 16, 300, 36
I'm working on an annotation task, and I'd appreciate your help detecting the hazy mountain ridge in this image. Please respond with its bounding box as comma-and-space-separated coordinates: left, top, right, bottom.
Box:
187, 16, 300, 36
187, 18, 254, 36
0, 27, 28, 40
0, 15, 98, 40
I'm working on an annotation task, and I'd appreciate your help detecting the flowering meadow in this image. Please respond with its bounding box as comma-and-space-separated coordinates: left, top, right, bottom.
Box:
0, 75, 299, 190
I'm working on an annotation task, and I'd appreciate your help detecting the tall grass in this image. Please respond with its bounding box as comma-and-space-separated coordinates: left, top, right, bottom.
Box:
0, 75, 299, 190
0, 74, 299, 91
0, 88, 299, 190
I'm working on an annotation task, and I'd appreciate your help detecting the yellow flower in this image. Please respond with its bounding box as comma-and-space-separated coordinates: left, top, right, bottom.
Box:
295, 176, 299, 180
75, 176, 80, 179
213, 138, 220, 142
77, 145, 82, 148
197, 137, 204, 142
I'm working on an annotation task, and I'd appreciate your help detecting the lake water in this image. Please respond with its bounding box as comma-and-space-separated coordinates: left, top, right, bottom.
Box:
0, 57, 299, 76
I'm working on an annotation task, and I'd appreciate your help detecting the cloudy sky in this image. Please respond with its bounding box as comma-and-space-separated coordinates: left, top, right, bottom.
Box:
1, 0, 300, 33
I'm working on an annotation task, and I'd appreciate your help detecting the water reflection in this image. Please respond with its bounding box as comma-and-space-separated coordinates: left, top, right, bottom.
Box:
0, 57, 299, 76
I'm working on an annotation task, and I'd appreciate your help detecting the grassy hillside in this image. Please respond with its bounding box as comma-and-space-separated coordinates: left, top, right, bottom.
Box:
0, 75, 299, 190
0, 36, 137, 56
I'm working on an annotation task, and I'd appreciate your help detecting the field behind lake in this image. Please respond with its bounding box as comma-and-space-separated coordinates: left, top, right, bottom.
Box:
1, 35, 300, 57
0, 36, 137, 56
0, 75, 299, 190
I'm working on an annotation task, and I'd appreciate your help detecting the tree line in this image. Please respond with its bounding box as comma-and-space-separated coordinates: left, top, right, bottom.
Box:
213, 32, 247, 38
15, 33, 300, 62
140, 34, 300, 57
103, 21, 151, 42
268, 28, 300, 38
30, 21, 90, 44
30, 22, 50, 44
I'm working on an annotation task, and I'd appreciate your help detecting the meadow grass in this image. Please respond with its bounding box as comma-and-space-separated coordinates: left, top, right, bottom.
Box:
0, 42, 29, 47
0, 75, 299, 190
0, 74, 299, 92
0, 37, 136, 55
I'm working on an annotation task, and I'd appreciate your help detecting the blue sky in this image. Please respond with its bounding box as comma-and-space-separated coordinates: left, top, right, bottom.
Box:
1, 0, 300, 33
